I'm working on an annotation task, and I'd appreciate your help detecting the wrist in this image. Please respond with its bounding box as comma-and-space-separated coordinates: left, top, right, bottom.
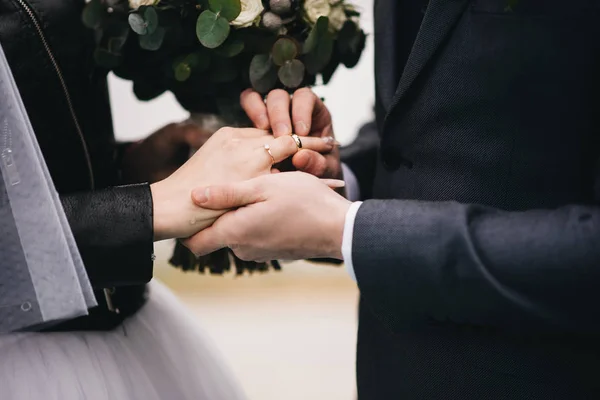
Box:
150, 180, 225, 241
150, 180, 172, 241
324, 196, 352, 259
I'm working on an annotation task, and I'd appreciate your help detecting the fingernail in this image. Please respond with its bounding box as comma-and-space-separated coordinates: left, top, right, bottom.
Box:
322, 136, 341, 146
193, 188, 209, 203
323, 179, 346, 188
275, 123, 290, 136
295, 121, 308, 135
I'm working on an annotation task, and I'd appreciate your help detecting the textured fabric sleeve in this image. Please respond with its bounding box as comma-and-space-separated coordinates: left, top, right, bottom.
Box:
339, 120, 380, 200
352, 199, 600, 334
60, 184, 154, 288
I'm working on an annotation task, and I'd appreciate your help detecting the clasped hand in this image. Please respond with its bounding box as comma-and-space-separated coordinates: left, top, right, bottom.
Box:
182, 88, 352, 262
150, 124, 336, 241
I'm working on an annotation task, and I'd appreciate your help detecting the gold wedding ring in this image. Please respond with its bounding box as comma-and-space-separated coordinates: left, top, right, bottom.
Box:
264, 143, 275, 165
291, 134, 303, 149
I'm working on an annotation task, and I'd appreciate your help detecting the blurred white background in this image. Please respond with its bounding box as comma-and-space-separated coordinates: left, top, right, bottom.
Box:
108, 1, 374, 398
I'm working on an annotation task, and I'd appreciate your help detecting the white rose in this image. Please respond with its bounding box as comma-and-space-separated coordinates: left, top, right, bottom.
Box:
128, 0, 157, 10
328, 5, 347, 32
231, 0, 264, 28
303, 0, 331, 25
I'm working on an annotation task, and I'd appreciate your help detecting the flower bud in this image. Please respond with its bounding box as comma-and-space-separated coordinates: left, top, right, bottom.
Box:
261, 11, 283, 31
269, 0, 292, 15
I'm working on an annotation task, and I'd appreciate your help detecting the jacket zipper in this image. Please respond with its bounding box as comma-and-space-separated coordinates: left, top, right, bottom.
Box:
16, 0, 95, 190
14, 0, 119, 312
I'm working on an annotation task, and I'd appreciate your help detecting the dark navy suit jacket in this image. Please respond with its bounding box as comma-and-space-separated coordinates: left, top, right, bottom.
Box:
341, 0, 600, 398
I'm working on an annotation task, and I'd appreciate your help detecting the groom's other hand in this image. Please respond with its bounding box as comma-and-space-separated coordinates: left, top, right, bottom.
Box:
183, 172, 350, 262
121, 122, 212, 184
241, 88, 342, 180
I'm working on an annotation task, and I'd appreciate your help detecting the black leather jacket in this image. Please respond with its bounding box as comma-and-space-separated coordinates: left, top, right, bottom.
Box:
0, 0, 154, 330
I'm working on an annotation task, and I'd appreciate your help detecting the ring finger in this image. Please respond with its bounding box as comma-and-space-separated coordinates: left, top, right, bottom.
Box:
257, 135, 335, 167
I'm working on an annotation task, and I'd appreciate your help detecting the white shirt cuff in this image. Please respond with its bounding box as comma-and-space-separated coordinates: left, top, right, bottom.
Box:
341, 163, 361, 202
342, 201, 363, 282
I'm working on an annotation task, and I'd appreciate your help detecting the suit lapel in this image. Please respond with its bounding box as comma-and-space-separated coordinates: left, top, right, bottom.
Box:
385, 0, 470, 121
374, 0, 398, 110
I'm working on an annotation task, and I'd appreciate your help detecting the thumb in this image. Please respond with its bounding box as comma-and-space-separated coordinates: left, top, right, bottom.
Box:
292, 150, 327, 177
191, 180, 264, 210
182, 226, 226, 257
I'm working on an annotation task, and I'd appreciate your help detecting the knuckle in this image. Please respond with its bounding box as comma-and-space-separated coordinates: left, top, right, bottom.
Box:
295, 87, 314, 99
247, 186, 263, 203
267, 89, 288, 101
240, 88, 253, 100
222, 139, 239, 152
181, 239, 199, 257
223, 188, 237, 207
314, 162, 328, 177
234, 249, 252, 262
216, 126, 234, 138
287, 135, 298, 151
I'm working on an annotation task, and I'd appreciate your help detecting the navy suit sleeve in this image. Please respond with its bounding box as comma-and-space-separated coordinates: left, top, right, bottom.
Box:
340, 120, 380, 201
352, 196, 600, 334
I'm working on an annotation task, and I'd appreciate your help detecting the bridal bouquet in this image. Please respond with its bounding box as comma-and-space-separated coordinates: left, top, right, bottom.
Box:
83, 0, 366, 274
83, 0, 365, 116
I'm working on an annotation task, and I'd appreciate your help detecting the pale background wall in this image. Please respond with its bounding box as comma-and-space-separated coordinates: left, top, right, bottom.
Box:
108, 2, 374, 398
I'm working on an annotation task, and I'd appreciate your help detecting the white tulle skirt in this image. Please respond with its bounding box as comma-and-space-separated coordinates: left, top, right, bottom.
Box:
0, 280, 247, 400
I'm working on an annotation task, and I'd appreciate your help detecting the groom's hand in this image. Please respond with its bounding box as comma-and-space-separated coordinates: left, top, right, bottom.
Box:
182, 172, 351, 262
121, 122, 212, 183
241, 88, 342, 180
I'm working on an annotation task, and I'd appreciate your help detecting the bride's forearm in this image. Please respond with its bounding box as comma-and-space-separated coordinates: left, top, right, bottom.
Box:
150, 181, 226, 241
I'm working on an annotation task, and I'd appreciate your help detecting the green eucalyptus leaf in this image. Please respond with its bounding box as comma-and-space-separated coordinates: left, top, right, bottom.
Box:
143, 7, 159, 34
82, 0, 105, 29
303, 17, 333, 75
321, 57, 340, 85
278, 59, 305, 89
185, 52, 211, 71
209, 0, 242, 22
215, 38, 245, 57
303, 16, 329, 54
174, 62, 192, 82
249, 54, 273, 81
128, 13, 147, 35
172, 52, 210, 82
108, 36, 128, 54
249, 54, 278, 93
139, 26, 165, 50
304, 37, 333, 74
271, 37, 298, 67
196, 10, 230, 49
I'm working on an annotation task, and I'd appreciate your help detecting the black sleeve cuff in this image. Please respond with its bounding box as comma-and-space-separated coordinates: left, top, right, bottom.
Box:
60, 184, 154, 288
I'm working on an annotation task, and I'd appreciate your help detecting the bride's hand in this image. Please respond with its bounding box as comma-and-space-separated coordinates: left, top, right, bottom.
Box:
149, 126, 335, 241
